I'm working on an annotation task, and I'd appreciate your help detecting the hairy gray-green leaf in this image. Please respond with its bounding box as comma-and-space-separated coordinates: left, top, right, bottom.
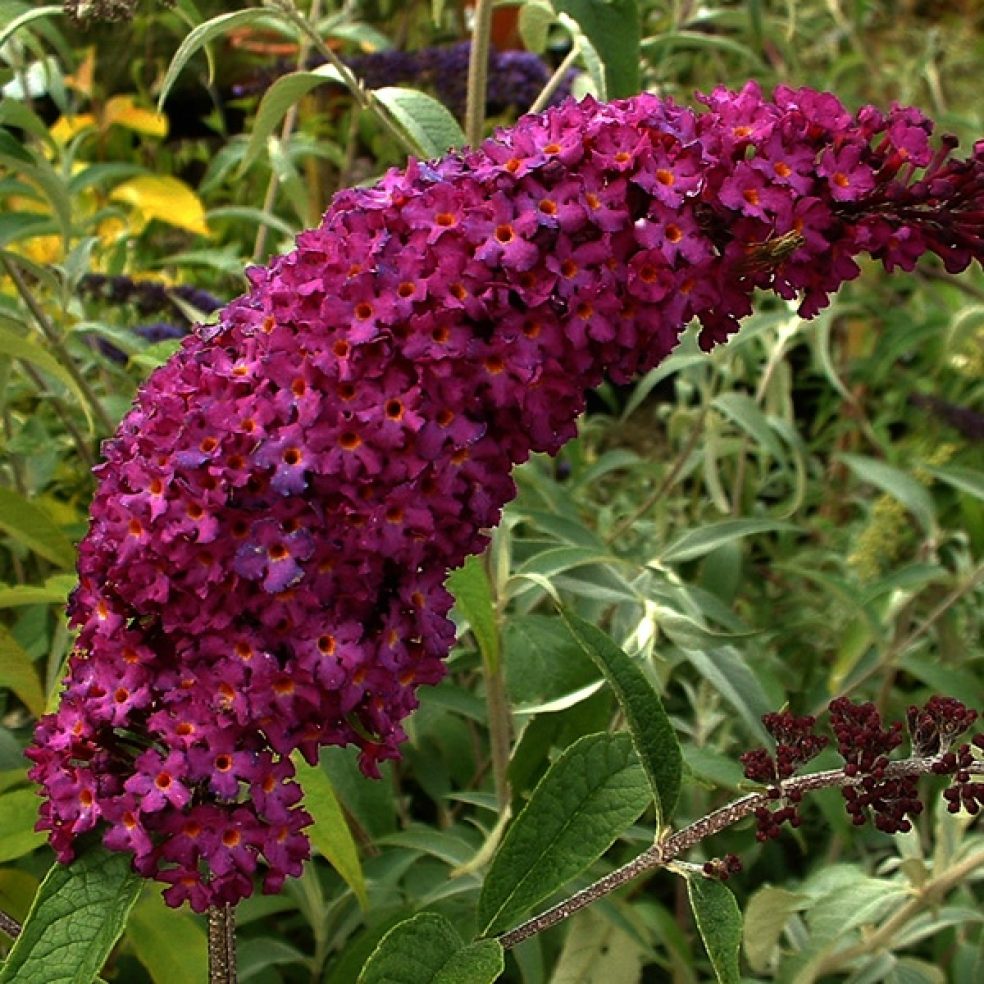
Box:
656, 518, 798, 565
839, 453, 937, 536
0, 846, 141, 984
743, 885, 807, 973
558, 611, 680, 829
158, 9, 282, 108
374, 87, 466, 158
687, 876, 742, 984
358, 912, 504, 984
478, 732, 650, 936
240, 65, 345, 173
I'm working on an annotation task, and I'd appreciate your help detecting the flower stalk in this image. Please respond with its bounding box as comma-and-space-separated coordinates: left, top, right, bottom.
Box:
496, 752, 984, 950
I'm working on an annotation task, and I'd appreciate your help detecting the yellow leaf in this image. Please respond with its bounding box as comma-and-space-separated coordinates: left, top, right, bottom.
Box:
64, 46, 96, 98
104, 95, 168, 139
110, 176, 211, 237
49, 113, 96, 144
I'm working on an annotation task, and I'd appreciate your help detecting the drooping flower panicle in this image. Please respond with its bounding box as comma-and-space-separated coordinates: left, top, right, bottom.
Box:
28, 83, 984, 910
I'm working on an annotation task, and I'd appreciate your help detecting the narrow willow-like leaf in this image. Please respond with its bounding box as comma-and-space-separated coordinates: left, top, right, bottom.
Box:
239, 65, 346, 173
0, 485, 76, 569
293, 755, 369, 910
839, 453, 937, 535
477, 732, 650, 937
926, 464, 984, 502
554, 0, 640, 98
0, 5, 62, 52
373, 87, 467, 157
558, 610, 681, 829
0, 321, 94, 433
0, 625, 46, 716
687, 875, 743, 984
158, 9, 278, 108
0, 846, 141, 984
358, 912, 504, 984
656, 518, 798, 565
447, 555, 500, 672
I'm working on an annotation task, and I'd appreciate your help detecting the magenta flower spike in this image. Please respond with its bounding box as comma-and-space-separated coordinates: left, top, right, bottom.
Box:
27, 83, 984, 910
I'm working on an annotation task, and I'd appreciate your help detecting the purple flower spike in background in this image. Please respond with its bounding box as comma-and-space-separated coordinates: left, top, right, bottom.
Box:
28, 83, 984, 910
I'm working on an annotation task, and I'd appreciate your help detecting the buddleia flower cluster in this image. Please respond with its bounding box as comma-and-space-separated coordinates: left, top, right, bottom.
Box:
28, 82, 984, 910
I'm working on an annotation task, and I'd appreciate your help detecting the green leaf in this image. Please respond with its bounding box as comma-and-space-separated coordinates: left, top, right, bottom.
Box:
926, 464, 984, 502
558, 611, 681, 830
293, 754, 369, 910
478, 732, 650, 937
742, 885, 807, 973
240, 64, 346, 173
0, 846, 142, 984
503, 614, 599, 709
839, 453, 937, 535
0, 485, 76, 569
0, 4, 61, 51
158, 9, 282, 109
0, 625, 45, 716
358, 912, 504, 984
712, 392, 786, 460
448, 555, 500, 672
554, 0, 640, 98
550, 908, 646, 983
0, 213, 54, 249
373, 87, 466, 158
518, 1, 556, 54
126, 891, 207, 984
687, 876, 742, 984
0, 319, 94, 433
680, 648, 771, 744
0, 788, 45, 864
0, 574, 74, 609
655, 519, 798, 565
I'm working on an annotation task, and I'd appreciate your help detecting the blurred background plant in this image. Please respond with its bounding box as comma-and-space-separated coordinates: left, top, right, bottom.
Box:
0, 1, 981, 982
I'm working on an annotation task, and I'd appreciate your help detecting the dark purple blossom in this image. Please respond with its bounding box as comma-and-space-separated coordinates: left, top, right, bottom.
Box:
28, 83, 984, 910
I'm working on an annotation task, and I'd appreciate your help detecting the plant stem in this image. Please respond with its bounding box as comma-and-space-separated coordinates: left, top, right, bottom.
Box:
1, 255, 114, 435
495, 753, 983, 949
267, 0, 423, 158
606, 409, 707, 544
464, 0, 495, 147
0, 908, 20, 940
528, 45, 580, 115
253, 0, 324, 262
207, 904, 237, 984
20, 362, 96, 470
483, 651, 512, 813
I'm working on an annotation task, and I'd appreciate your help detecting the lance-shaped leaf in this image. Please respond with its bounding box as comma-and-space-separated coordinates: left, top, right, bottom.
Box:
448, 555, 499, 672
358, 912, 504, 984
0, 846, 141, 984
478, 732, 650, 937
293, 754, 369, 910
687, 875, 743, 984
558, 610, 681, 829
